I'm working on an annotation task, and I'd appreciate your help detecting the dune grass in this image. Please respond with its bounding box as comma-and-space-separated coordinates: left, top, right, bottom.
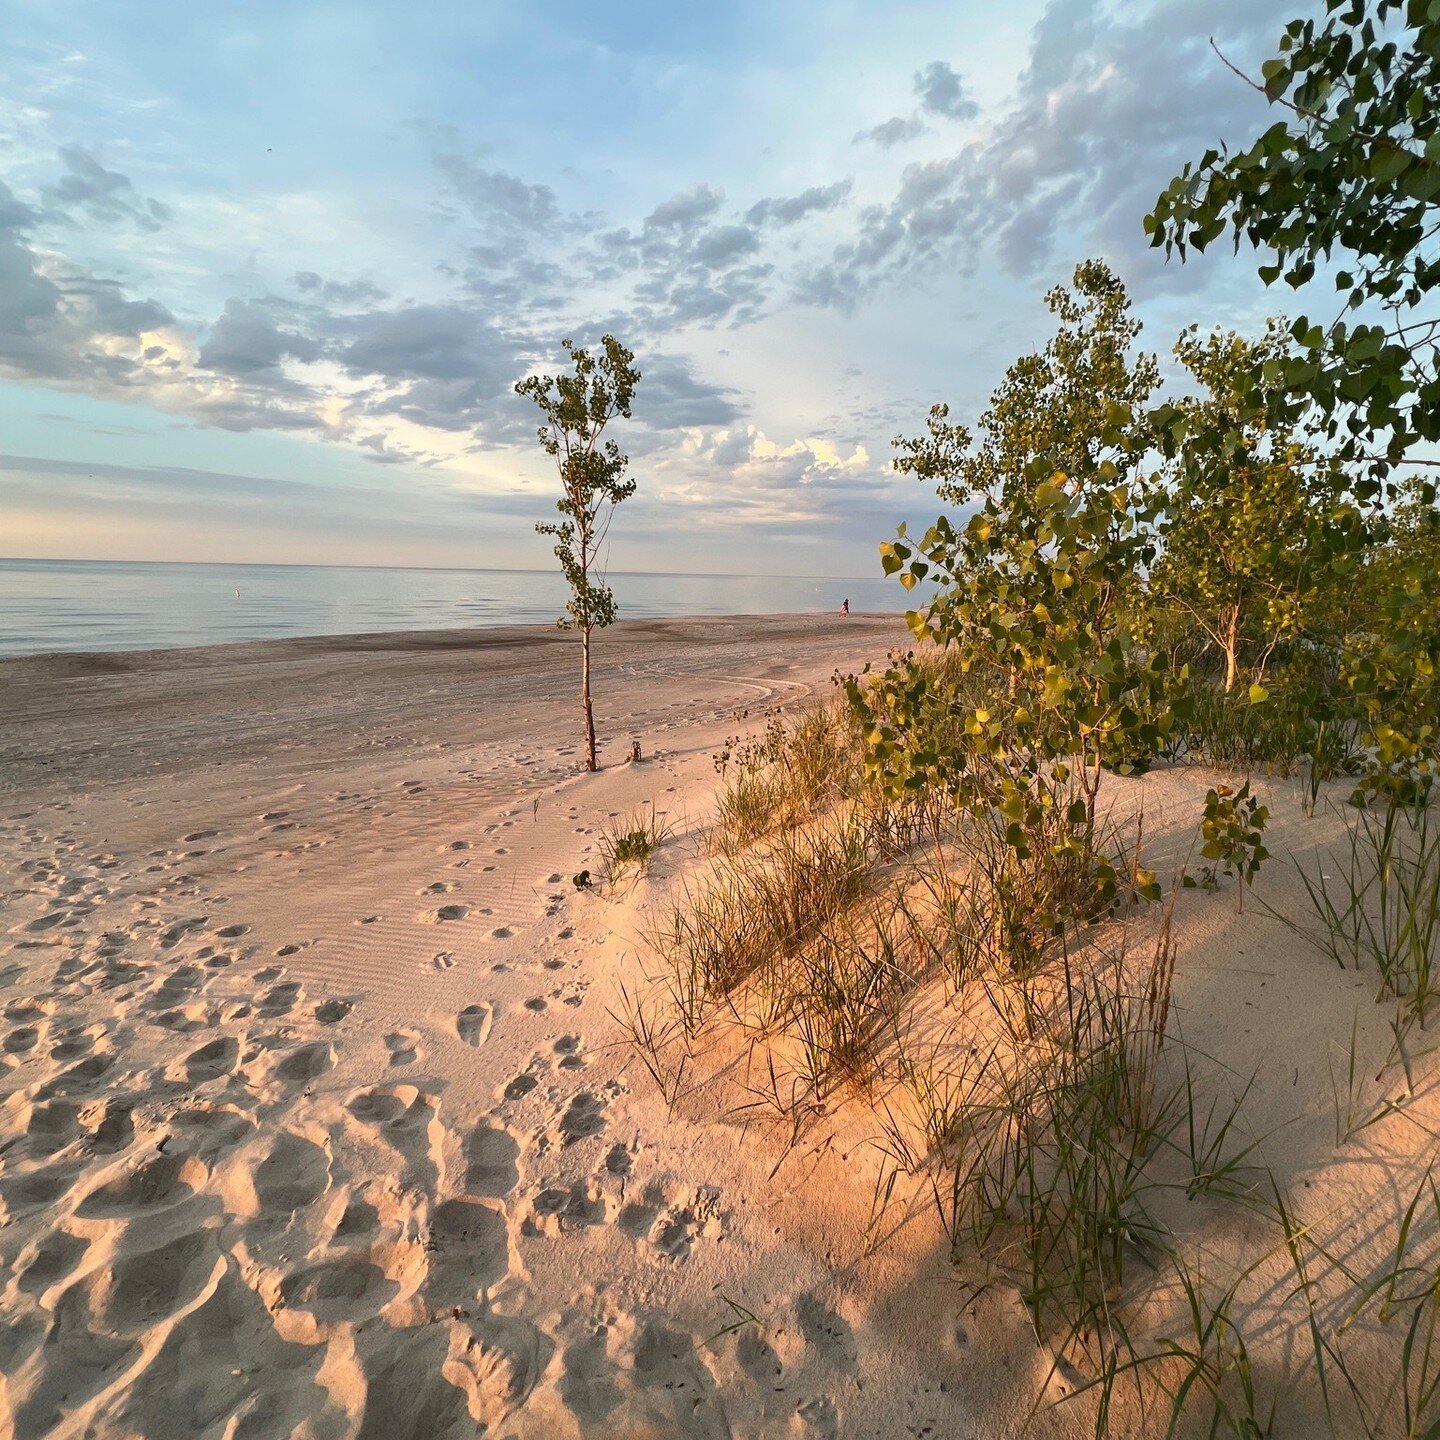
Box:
1281, 799, 1440, 1025
648, 808, 883, 1036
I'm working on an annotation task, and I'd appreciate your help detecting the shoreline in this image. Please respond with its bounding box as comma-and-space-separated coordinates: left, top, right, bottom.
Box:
0, 609, 897, 670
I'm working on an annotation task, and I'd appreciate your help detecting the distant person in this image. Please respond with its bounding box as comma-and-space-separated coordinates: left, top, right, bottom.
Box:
840, 598, 849, 616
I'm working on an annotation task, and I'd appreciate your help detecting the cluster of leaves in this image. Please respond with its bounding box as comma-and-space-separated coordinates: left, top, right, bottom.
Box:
1148, 0, 1440, 468
1189, 782, 1270, 912
1148, 320, 1360, 698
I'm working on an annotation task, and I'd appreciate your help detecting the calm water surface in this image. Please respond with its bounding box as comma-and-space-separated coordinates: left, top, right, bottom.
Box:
0, 559, 902, 657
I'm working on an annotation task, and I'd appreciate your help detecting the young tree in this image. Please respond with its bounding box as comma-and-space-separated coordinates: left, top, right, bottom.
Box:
854, 261, 1171, 868
1151, 322, 1345, 694
517, 335, 640, 772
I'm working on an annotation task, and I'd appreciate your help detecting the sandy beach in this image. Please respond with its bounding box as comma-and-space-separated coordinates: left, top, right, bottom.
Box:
1, 614, 1435, 1438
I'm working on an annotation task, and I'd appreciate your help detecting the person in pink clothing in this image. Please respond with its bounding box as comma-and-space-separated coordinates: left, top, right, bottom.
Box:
840, 597, 849, 616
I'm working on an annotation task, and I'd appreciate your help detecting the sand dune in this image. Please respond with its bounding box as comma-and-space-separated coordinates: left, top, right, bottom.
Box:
1, 614, 1435, 1437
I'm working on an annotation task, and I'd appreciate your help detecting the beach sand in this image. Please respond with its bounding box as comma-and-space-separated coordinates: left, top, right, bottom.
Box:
1, 613, 1435, 1438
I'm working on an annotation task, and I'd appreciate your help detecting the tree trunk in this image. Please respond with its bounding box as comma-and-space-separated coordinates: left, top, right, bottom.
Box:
581, 623, 597, 772
1222, 610, 1239, 694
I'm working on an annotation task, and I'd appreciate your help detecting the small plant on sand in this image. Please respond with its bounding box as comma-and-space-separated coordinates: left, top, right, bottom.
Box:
1189, 782, 1268, 912
611, 978, 689, 1109
598, 803, 674, 886
518, 335, 640, 773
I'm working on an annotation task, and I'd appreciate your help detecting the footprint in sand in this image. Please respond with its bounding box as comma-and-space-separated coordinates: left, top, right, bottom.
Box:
178, 1035, 240, 1084
385, 1029, 421, 1066
75, 1152, 208, 1220
464, 1122, 520, 1197
15, 1228, 90, 1300
37, 1053, 113, 1099
430, 952, 457, 971
554, 1035, 587, 1071
559, 1091, 607, 1145
247, 1129, 331, 1216
502, 1071, 539, 1102
456, 1004, 493, 1048
426, 1199, 511, 1307
258, 980, 303, 1017
4, 1025, 42, 1056
423, 904, 469, 924
796, 1397, 841, 1439
649, 1189, 724, 1264
528, 1180, 614, 1233
346, 1084, 447, 1190
159, 917, 207, 949
314, 999, 352, 1025
261, 1040, 335, 1091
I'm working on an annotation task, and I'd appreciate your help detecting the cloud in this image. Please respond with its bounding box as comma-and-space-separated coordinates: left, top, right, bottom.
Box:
853, 115, 928, 148
914, 61, 978, 121
42, 145, 171, 232
745, 181, 852, 228
590, 192, 781, 332
337, 305, 532, 440
341, 305, 511, 387
653, 424, 891, 529
852, 63, 975, 151
643, 183, 724, 232
632, 353, 740, 430
434, 150, 560, 232
689, 223, 760, 269
0, 190, 177, 391
0, 180, 40, 235
198, 298, 321, 378
292, 270, 388, 306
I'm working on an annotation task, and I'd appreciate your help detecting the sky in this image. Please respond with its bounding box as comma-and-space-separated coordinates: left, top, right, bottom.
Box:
0, 0, 1312, 576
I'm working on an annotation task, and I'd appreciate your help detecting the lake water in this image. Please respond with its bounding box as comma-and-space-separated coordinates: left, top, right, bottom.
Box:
0, 559, 903, 657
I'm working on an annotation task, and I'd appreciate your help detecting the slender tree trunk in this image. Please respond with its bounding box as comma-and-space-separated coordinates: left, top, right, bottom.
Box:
581, 622, 597, 772
1223, 610, 1240, 694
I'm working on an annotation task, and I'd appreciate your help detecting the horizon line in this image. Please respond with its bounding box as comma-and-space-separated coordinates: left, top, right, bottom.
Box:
0, 555, 886, 585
